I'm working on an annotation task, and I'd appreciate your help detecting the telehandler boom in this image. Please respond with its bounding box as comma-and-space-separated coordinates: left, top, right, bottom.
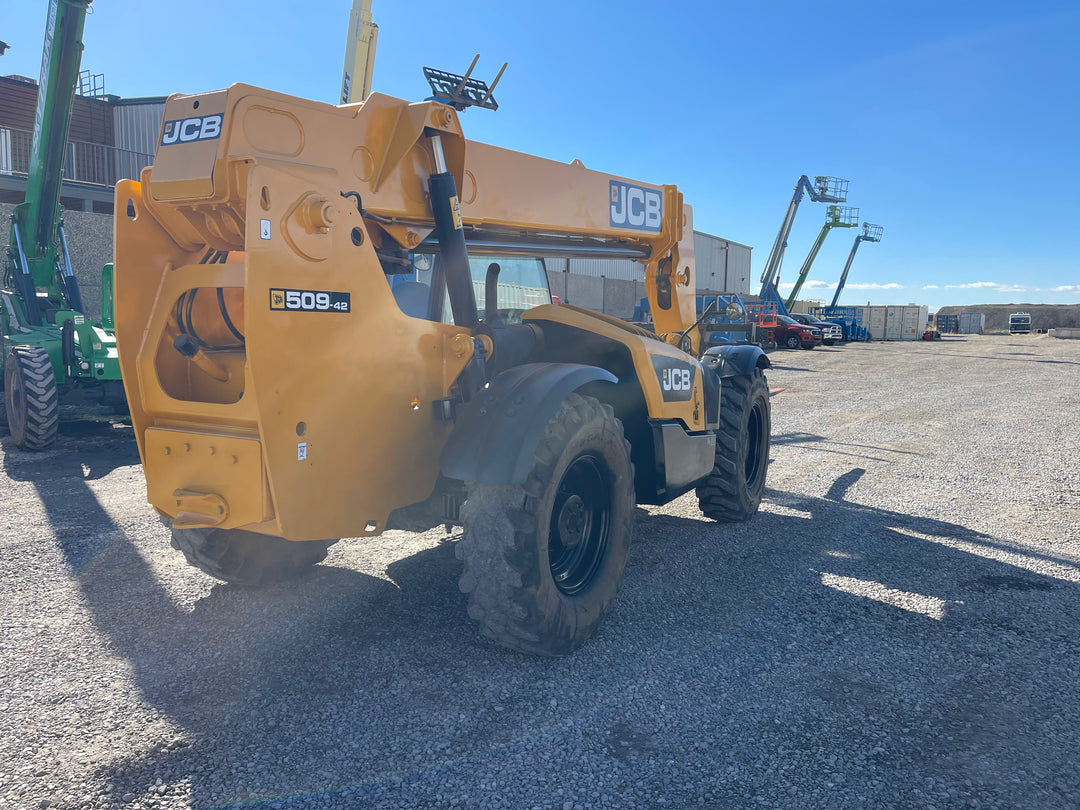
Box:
114, 85, 772, 655
3, 0, 124, 449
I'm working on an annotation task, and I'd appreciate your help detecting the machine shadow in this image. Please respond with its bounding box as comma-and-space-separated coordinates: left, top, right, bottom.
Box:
13, 437, 1080, 806
626, 468, 1080, 797
2, 424, 481, 805
0, 418, 140, 482
770, 431, 920, 463
909, 349, 1080, 366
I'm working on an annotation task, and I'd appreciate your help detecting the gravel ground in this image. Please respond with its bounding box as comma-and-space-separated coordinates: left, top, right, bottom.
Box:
2, 333, 1079, 810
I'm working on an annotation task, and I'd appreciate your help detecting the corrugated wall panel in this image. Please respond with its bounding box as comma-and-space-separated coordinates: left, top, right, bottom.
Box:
694, 232, 728, 292
113, 102, 165, 156
692, 232, 752, 296
726, 242, 751, 295
555, 232, 751, 293
567, 257, 642, 281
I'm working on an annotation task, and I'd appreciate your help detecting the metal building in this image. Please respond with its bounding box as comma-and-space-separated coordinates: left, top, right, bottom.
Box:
694, 232, 752, 296
0, 74, 162, 212
112, 97, 166, 164
544, 231, 751, 296
544, 257, 641, 281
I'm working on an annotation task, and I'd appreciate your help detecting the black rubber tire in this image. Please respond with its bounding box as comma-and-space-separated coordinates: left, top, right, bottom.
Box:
170, 525, 334, 586
784, 334, 801, 349
456, 393, 634, 657
696, 368, 771, 522
4, 345, 59, 451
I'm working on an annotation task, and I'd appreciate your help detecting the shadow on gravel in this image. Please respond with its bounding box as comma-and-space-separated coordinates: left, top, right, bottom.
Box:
772, 431, 921, 462
0, 419, 139, 483
753, 468, 1080, 797
627, 467, 1080, 800
29, 450, 476, 807
16, 435, 1080, 807
908, 349, 1080, 366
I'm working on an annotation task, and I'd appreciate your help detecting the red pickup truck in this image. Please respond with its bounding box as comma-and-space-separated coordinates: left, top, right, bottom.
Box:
774, 315, 823, 349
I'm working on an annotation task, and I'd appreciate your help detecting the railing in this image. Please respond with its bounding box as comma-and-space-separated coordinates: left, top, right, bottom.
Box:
0, 125, 153, 187
746, 302, 779, 328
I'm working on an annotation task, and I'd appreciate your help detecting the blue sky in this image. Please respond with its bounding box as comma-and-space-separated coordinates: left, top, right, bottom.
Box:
4, 0, 1078, 309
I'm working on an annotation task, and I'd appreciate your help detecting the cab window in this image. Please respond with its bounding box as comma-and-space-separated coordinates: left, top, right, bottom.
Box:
386, 254, 551, 325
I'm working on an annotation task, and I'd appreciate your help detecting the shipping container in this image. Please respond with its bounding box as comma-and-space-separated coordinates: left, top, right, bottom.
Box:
936, 314, 960, 334
886, 307, 904, 340
958, 312, 985, 334
900, 306, 925, 339
866, 307, 887, 339
860, 305, 928, 340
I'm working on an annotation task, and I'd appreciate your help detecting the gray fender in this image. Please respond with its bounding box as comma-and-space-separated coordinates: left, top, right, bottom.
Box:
440, 362, 617, 485
701, 343, 771, 379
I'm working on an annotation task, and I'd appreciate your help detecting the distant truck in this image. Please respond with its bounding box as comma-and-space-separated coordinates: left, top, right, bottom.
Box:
775, 315, 823, 349
1009, 312, 1032, 334
789, 313, 842, 345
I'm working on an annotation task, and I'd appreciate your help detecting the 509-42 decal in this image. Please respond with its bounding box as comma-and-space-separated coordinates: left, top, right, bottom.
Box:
269, 288, 351, 313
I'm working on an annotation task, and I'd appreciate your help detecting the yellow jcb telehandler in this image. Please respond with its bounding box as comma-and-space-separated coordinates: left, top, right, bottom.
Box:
113, 85, 772, 656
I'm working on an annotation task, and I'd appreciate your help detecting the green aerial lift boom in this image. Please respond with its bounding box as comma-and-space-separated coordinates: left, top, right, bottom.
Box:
784, 204, 859, 309
2, 0, 123, 450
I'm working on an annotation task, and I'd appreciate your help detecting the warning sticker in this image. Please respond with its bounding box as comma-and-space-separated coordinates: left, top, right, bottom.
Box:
450, 196, 463, 230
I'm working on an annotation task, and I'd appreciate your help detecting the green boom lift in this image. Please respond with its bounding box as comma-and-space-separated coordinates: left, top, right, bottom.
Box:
2, 0, 123, 450
784, 204, 859, 309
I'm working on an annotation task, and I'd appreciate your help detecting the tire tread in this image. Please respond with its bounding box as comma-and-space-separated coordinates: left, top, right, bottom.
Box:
696, 369, 770, 522
5, 345, 59, 451
457, 394, 633, 656
170, 525, 333, 586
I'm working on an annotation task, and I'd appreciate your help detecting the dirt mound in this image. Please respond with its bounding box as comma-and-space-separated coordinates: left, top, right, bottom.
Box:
935, 303, 1080, 332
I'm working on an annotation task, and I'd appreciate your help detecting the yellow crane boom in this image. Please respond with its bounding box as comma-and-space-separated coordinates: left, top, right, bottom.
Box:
340, 0, 378, 103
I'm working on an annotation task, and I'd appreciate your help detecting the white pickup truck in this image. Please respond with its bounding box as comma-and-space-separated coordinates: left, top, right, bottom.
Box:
791, 313, 843, 346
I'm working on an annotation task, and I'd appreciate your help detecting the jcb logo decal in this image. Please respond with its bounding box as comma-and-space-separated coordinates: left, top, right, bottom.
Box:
663, 368, 692, 392
610, 181, 662, 232
651, 357, 697, 402
160, 114, 223, 146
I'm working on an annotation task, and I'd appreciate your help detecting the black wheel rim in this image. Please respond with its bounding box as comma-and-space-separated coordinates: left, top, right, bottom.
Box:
744, 396, 767, 491
549, 453, 612, 595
